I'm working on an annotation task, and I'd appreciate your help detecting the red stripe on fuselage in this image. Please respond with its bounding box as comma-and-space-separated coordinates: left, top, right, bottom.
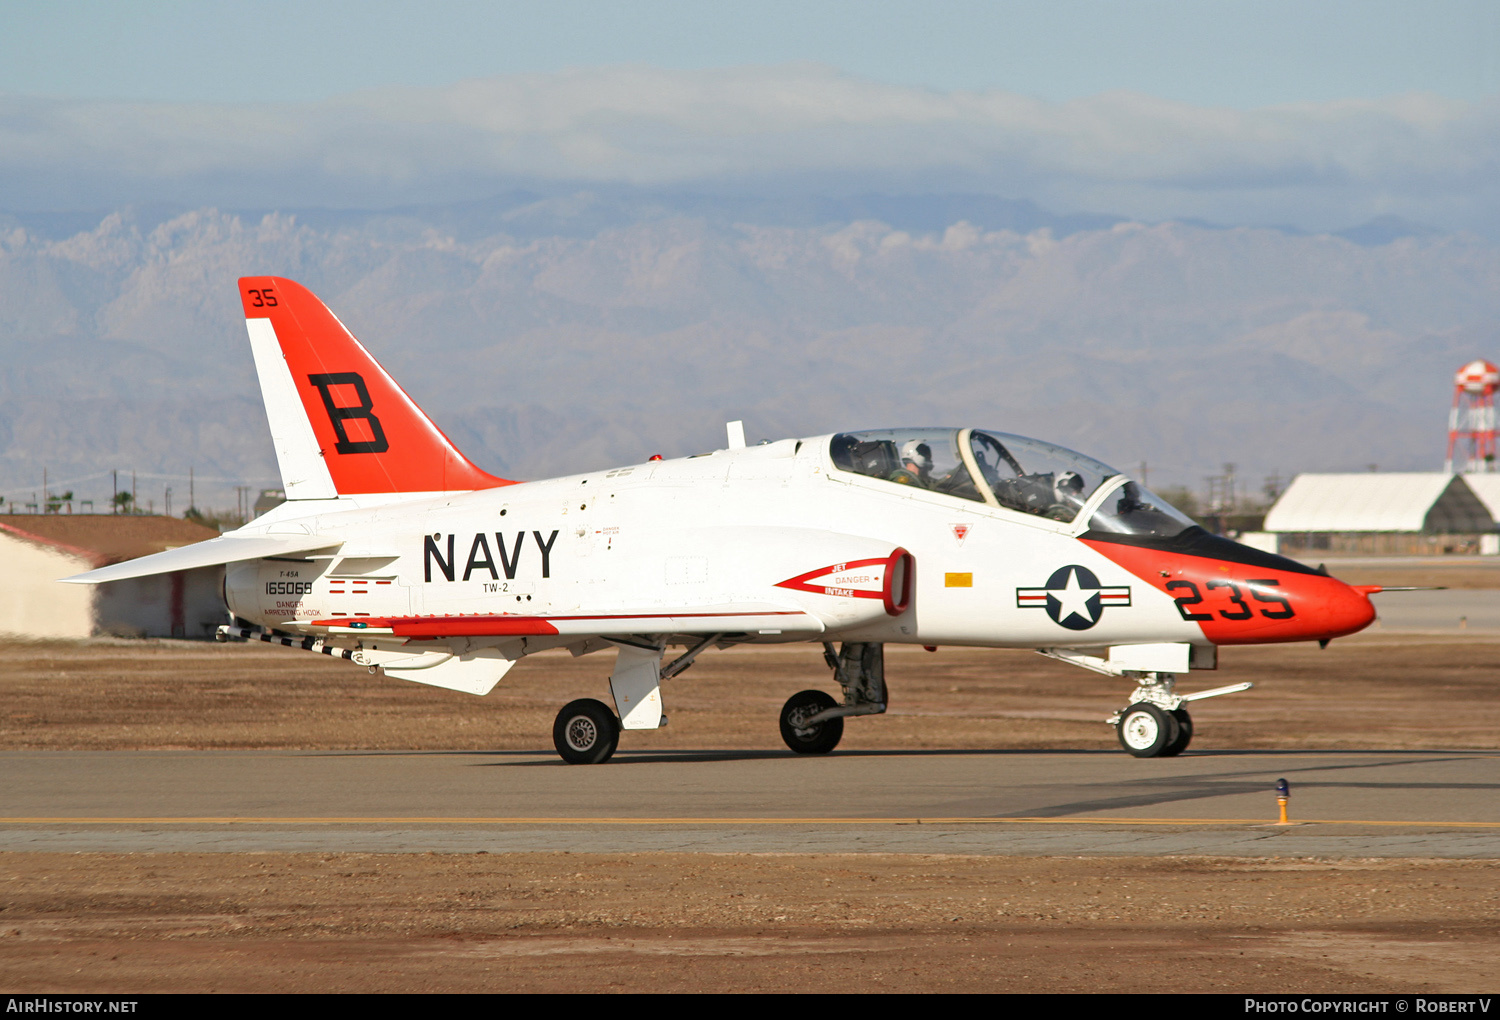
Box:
1081, 538, 1375, 645
312, 610, 807, 638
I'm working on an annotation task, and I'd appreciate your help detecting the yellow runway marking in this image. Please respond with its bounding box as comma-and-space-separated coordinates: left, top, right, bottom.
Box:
2, 816, 1498, 828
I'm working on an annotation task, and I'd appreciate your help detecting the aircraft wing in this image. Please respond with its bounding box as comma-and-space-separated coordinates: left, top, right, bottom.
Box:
312, 602, 824, 638
60, 532, 343, 584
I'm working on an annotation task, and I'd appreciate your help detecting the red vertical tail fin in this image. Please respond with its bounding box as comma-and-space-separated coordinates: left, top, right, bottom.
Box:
240, 276, 513, 497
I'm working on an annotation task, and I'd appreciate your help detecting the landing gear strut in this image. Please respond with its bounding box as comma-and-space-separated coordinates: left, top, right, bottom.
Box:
778, 642, 889, 754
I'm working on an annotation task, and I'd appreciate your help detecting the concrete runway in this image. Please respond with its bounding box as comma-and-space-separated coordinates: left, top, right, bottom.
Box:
3, 747, 1497, 858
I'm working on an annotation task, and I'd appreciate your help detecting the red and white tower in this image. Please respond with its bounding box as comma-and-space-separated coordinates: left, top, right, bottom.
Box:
1446, 359, 1500, 473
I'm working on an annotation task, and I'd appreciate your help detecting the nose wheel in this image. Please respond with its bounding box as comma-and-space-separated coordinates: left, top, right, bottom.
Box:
553, 698, 620, 764
1165, 708, 1193, 756
1115, 702, 1193, 758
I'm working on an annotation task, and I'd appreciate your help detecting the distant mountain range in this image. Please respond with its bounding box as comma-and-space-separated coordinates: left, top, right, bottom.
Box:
1, 190, 1495, 513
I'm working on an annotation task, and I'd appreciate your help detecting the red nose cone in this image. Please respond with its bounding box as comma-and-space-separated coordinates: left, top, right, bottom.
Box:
1313, 579, 1378, 641
1203, 574, 1377, 645
1082, 537, 1379, 646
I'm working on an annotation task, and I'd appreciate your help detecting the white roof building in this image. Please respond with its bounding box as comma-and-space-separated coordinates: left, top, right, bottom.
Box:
1264, 473, 1496, 533
1457, 474, 1500, 527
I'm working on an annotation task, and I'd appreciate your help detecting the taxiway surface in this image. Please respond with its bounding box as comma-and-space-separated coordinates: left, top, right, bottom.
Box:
4, 747, 1497, 857
1374, 588, 1500, 630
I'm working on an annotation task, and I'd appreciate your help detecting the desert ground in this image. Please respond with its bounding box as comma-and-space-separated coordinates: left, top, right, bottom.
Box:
1, 624, 1498, 993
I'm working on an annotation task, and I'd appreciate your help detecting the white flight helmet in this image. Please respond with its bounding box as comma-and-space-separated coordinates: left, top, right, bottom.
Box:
901, 439, 933, 473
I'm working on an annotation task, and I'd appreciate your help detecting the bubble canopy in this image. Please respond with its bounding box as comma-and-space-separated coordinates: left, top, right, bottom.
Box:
829, 428, 1196, 536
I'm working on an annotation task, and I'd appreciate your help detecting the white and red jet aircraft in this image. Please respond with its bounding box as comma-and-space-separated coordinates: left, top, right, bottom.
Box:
66, 277, 1383, 763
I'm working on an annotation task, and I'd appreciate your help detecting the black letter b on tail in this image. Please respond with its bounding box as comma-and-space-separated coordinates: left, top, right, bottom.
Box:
308, 373, 389, 454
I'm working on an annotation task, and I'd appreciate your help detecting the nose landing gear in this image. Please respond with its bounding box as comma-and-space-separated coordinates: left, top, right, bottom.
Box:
1107, 676, 1246, 758
1039, 647, 1249, 759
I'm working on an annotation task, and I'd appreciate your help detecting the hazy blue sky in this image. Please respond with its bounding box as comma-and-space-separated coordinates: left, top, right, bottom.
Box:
2, 1, 1497, 235
3, 0, 1496, 107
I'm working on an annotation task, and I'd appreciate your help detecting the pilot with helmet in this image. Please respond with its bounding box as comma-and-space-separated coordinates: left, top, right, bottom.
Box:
1046, 469, 1088, 520
889, 439, 934, 488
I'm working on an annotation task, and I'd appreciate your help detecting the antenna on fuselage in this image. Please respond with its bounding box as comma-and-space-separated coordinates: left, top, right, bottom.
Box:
726, 420, 746, 449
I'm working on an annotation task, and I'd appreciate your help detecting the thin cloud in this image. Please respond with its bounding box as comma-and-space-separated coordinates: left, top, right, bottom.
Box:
0, 65, 1495, 233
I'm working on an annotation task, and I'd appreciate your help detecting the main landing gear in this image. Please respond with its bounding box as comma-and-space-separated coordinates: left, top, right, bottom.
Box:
779, 641, 889, 754
550, 635, 720, 764
779, 689, 843, 754
553, 698, 620, 764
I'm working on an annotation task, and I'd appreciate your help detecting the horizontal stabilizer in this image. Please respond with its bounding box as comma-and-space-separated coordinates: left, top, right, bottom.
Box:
61, 532, 342, 584
313, 603, 823, 638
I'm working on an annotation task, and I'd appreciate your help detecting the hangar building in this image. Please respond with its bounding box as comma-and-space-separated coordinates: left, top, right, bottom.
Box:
0, 515, 225, 639
1458, 474, 1500, 528
1261, 473, 1499, 556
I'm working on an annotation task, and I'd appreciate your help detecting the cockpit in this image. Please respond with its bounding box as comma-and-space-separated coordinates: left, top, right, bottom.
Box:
829, 428, 1196, 537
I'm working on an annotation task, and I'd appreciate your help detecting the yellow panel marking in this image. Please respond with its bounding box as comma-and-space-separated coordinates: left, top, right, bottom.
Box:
945, 572, 973, 588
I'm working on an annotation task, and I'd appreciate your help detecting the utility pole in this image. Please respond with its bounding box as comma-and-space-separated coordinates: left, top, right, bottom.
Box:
1263, 470, 1284, 504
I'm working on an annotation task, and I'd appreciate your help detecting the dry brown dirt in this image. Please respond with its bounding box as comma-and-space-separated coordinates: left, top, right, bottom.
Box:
2, 633, 1498, 993
2, 852, 1497, 994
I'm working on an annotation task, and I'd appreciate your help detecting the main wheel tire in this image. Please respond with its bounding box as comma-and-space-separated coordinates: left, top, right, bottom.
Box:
553, 698, 620, 764
1116, 702, 1180, 758
1161, 708, 1194, 757
779, 689, 844, 754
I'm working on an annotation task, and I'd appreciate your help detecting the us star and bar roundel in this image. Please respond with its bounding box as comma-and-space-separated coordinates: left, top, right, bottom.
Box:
1016, 564, 1131, 631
